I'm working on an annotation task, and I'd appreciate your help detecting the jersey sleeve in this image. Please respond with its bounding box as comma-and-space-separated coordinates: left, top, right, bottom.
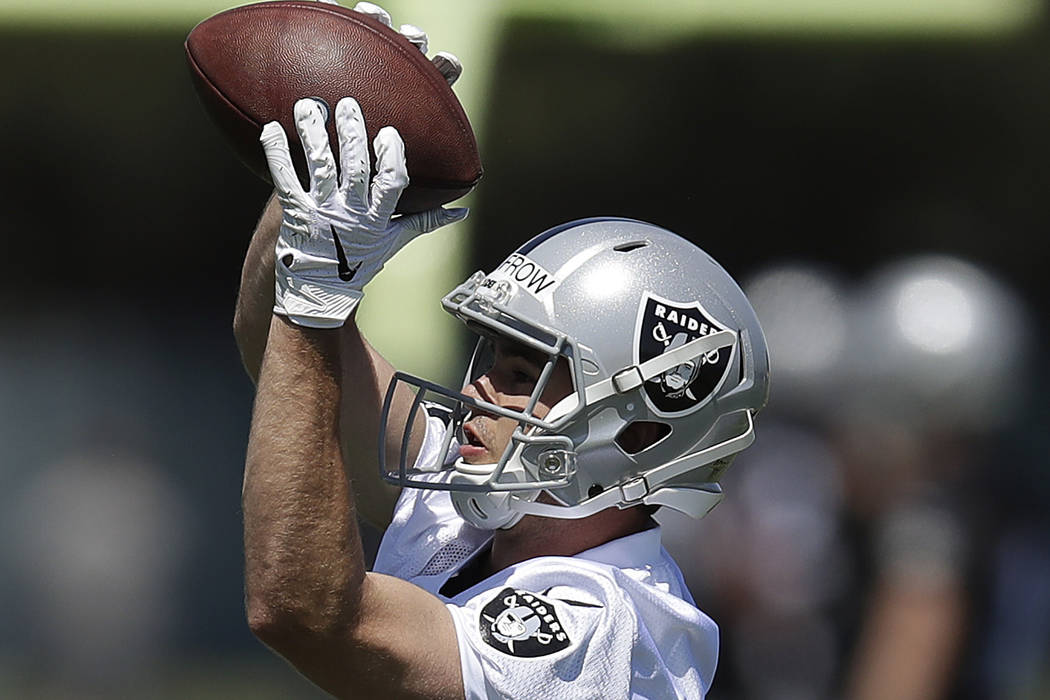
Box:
445, 558, 715, 699
410, 404, 459, 473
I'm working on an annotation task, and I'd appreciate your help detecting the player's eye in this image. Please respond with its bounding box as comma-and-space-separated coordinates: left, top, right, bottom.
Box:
506, 354, 543, 384
512, 369, 536, 385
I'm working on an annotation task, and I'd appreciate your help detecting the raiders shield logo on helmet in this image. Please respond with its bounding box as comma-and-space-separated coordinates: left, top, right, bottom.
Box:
636, 293, 735, 415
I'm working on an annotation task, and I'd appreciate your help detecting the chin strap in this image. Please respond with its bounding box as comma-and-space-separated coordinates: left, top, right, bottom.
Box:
509, 410, 754, 520
544, 329, 738, 424
644, 484, 723, 518
589, 329, 736, 404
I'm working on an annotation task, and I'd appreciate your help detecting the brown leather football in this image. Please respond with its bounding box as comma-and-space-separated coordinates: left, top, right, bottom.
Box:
185, 1, 482, 213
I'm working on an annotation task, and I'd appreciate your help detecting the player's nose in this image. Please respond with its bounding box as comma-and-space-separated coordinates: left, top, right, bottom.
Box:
463, 375, 490, 401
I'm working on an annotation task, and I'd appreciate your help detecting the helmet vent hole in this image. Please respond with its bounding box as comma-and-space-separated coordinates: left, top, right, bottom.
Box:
613, 240, 649, 253
468, 498, 487, 520
588, 484, 604, 499
615, 421, 672, 455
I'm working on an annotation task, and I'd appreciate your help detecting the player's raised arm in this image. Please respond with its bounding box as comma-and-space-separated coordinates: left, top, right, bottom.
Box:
228, 4, 471, 529
232, 184, 412, 529
233, 192, 282, 383
235, 94, 465, 527
243, 97, 467, 698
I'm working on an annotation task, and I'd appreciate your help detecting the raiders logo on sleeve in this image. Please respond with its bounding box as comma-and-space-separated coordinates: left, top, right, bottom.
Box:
478, 588, 600, 658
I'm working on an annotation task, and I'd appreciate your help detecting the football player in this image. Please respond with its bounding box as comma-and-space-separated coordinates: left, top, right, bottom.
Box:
234, 5, 769, 697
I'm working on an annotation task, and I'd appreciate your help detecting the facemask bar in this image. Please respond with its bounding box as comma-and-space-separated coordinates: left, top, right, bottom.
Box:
379, 369, 581, 493
462, 334, 559, 426
376, 272, 602, 494
442, 271, 595, 439
445, 278, 564, 362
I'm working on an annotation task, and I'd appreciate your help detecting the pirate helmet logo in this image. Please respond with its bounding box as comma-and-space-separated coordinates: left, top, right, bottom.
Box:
635, 293, 735, 415
492, 605, 550, 644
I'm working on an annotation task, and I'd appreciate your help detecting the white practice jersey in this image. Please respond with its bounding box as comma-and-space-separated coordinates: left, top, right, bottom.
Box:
373, 413, 719, 699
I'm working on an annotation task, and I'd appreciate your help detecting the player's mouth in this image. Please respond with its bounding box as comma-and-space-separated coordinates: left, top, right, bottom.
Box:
459, 422, 489, 460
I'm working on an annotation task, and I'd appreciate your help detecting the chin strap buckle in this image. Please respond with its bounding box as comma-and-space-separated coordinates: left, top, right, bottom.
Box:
612, 366, 645, 393
618, 475, 650, 504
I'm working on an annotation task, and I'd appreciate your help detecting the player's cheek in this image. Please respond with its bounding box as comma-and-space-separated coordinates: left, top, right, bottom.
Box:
492, 417, 518, 452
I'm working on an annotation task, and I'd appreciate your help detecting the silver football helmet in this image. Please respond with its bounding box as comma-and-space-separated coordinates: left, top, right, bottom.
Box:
380, 218, 770, 529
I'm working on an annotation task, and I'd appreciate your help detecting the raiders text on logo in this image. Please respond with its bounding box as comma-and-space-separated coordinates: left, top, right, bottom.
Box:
479, 588, 572, 657
491, 253, 557, 296
635, 293, 735, 415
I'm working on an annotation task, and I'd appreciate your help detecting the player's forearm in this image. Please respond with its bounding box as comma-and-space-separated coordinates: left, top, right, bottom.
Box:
243, 316, 367, 638
234, 195, 401, 526
233, 193, 282, 383
337, 323, 405, 528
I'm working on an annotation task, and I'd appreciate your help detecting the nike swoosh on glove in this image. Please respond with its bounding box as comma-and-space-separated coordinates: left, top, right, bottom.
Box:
260, 97, 468, 328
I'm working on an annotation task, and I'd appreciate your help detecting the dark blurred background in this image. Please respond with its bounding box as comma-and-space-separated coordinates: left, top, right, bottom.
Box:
1, 1, 1047, 697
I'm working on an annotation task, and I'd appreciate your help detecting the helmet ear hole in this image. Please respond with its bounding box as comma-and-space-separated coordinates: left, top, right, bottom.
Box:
615, 421, 671, 455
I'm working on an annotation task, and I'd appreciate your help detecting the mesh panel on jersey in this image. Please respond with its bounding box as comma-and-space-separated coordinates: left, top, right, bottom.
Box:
419, 540, 477, 576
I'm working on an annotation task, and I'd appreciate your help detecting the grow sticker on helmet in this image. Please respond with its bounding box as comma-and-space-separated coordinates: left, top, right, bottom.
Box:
636, 293, 734, 415
478, 588, 574, 657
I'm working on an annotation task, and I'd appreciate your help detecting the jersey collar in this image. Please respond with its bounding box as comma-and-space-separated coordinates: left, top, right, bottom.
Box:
573, 525, 664, 570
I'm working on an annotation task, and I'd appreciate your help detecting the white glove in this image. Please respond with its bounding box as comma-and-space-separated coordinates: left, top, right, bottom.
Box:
334, 0, 462, 84
260, 97, 468, 329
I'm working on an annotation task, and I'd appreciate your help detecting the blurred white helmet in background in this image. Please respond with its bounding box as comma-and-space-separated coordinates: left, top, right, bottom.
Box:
848, 255, 1029, 432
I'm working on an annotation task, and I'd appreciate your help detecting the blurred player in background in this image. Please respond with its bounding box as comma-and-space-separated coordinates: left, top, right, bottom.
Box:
232, 5, 768, 697
659, 258, 1031, 700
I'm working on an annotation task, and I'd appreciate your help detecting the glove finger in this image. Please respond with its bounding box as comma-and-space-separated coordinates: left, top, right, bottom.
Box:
260, 121, 308, 206
294, 98, 338, 203
352, 2, 392, 27
398, 206, 469, 234
335, 97, 370, 208
399, 24, 428, 53
431, 52, 462, 86
385, 226, 427, 260
388, 207, 468, 258
369, 126, 409, 221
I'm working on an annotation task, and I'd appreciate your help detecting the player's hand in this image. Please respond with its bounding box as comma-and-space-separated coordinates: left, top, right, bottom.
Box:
315, 0, 462, 84
260, 97, 468, 329
352, 2, 463, 84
